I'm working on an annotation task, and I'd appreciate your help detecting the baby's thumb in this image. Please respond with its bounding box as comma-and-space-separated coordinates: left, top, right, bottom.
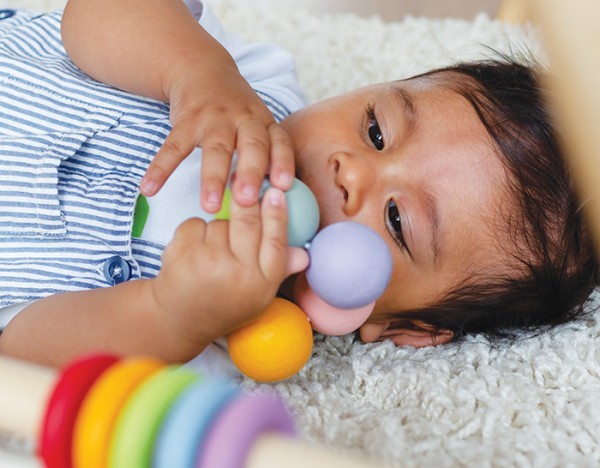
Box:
286, 247, 309, 277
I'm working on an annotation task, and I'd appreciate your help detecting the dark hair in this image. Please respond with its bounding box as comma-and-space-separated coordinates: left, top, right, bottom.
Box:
390, 58, 600, 341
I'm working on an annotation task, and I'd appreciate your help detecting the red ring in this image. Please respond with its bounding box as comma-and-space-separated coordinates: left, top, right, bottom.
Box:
39, 354, 120, 468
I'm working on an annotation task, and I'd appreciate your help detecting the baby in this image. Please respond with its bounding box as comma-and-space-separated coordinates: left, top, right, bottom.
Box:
0, 0, 596, 369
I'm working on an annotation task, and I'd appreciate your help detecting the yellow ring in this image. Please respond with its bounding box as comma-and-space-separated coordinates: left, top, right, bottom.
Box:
72, 357, 165, 468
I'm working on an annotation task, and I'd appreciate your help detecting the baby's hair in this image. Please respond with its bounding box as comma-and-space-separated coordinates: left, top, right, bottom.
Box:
387, 57, 600, 341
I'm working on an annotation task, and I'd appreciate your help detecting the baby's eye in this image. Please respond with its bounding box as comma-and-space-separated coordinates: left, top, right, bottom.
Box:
386, 200, 408, 250
366, 105, 384, 150
369, 123, 384, 150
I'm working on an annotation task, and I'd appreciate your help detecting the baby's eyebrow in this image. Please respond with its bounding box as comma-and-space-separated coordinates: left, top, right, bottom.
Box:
422, 187, 443, 267
389, 86, 417, 133
389, 86, 443, 265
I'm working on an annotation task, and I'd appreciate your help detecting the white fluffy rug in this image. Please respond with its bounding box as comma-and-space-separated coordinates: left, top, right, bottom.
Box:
3, 1, 600, 467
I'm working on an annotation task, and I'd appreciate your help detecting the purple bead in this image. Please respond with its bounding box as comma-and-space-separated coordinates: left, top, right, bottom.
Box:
306, 221, 393, 309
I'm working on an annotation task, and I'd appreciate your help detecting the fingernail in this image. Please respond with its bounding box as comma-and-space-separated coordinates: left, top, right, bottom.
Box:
141, 178, 155, 194
279, 171, 293, 187
207, 192, 220, 208
268, 189, 285, 206
241, 185, 257, 201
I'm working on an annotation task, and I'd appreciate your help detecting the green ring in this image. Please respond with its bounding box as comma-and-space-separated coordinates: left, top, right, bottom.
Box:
108, 365, 200, 468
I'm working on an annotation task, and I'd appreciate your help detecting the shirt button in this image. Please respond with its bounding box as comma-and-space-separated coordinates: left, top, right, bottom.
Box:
102, 256, 131, 285
0, 10, 16, 20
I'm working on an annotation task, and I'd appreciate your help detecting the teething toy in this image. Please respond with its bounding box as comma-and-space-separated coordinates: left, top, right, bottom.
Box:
216, 178, 319, 248
293, 273, 376, 336
220, 176, 393, 382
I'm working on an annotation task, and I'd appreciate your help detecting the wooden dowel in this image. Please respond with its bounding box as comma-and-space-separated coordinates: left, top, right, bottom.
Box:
246, 434, 387, 468
0, 356, 57, 442
496, 0, 531, 24
529, 0, 600, 255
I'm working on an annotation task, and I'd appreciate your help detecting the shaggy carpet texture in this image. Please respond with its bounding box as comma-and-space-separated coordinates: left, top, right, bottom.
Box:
2, 1, 600, 467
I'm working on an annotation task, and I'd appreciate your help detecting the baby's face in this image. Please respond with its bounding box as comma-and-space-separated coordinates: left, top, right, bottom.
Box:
280, 77, 512, 345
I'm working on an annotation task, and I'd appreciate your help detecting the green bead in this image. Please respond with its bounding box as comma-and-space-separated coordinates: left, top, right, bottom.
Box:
212, 180, 320, 248
214, 187, 232, 220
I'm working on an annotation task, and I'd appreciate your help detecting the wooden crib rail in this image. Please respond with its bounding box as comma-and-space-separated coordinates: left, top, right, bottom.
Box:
528, 0, 600, 255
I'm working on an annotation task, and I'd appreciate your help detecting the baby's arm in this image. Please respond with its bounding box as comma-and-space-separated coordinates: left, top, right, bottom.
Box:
61, 0, 294, 212
0, 279, 182, 368
0, 189, 304, 367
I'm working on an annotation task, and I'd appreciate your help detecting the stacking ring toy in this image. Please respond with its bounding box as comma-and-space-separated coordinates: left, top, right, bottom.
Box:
39, 354, 119, 468
0, 353, 380, 468
108, 366, 199, 468
195, 393, 297, 468
153, 380, 240, 468
72, 357, 164, 468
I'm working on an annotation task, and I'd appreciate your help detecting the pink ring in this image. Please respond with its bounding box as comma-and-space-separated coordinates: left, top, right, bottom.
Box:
39, 354, 120, 468
195, 393, 296, 468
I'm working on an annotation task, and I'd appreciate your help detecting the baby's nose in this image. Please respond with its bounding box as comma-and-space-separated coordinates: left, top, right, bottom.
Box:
331, 152, 374, 216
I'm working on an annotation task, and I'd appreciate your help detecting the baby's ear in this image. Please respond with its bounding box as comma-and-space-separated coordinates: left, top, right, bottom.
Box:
359, 320, 453, 348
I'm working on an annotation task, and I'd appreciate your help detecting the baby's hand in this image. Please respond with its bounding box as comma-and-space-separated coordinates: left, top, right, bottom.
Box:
139, 62, 295, 212
149, 188, 308, 349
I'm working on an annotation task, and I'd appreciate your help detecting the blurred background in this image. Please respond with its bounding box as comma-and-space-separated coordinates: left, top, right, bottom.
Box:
207, 0, 504, 21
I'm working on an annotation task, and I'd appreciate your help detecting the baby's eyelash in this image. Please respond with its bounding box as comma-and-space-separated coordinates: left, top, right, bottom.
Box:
386, 200, 409, 252
365, 105, 384, 151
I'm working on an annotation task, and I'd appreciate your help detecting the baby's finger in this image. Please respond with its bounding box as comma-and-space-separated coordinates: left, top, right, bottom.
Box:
258, 188, 289, 283
200, 122, 237, 213
267, 124, 295, 192
172, 217, 208, 243
231, 119, 270, 207
203, 218, 230, 251
167, 217, 208, 262
161, 218, 207, 267
228, 188, 263, 264
285, 247, 309, 277
141, 122, 200, 197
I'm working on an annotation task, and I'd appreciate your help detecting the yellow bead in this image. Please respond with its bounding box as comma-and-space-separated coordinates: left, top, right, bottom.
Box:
228, 298, 313, 382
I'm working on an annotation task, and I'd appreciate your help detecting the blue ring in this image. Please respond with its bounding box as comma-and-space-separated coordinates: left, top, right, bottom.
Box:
152, 380, 240, 468
0, 10, 16, 20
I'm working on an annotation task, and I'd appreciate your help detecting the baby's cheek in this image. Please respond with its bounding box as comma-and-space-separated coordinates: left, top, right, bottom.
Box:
373, 266, 416, 314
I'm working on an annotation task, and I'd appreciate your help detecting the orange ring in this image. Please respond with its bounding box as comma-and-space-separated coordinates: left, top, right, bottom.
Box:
72, 357, 165, 468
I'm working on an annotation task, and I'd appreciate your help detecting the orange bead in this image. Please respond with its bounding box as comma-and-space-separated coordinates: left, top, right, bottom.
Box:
227, 298, 313, 382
